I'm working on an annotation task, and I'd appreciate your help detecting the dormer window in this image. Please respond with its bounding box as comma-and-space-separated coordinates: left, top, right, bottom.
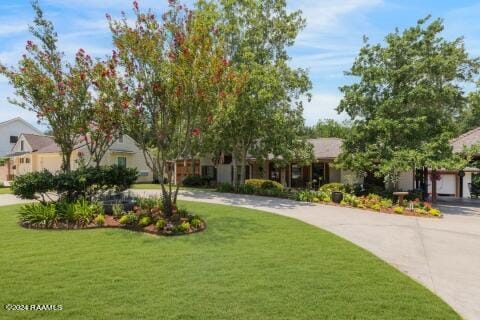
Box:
20, 140, 24, 151
118, 135, 124, 143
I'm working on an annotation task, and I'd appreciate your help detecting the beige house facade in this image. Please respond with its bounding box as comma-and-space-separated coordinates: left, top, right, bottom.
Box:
6, 133, 153, 183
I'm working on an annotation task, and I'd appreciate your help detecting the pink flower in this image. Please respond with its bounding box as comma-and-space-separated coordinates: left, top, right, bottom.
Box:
192, 128, 201, 137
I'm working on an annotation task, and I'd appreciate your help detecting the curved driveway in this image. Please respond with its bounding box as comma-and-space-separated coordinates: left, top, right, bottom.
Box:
133, 189, 480, 320
1, 190, 479, 319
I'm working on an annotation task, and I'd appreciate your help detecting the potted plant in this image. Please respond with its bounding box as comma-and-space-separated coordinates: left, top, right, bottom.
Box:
331, 191, 344, 203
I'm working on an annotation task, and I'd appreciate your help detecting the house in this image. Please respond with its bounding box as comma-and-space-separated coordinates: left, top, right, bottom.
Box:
0, 117, 43, 182
174, 138, 361, 188
5, 133, 153, 183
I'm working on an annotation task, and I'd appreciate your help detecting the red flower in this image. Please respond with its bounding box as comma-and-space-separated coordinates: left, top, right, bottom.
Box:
192, 128, 201, 137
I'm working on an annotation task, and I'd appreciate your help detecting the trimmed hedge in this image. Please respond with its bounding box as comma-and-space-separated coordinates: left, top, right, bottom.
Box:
245, 179, 284, 191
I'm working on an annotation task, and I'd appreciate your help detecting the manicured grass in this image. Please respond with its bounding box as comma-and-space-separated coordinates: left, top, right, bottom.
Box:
0, 187, 12, 194
0, 202, 459, 320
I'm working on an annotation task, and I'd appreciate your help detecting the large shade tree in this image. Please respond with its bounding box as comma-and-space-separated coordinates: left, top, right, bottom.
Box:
0, 1, 90, 172
205, 0, 313, 186
336, 16, 479, 190
109, 0, 241, 215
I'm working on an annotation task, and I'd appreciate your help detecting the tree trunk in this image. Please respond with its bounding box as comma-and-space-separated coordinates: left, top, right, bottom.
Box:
232, 151, 238, 187
239, 149, 247, 185
61, 148, 73, 172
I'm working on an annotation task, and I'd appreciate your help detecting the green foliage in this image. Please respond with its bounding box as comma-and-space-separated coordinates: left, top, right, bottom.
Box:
72, 198, 98, 226
245, 179, 283, 191
95, 214, 105, 226
304, 119, 351, 139
119, 214, 137, 226
156, 219, 166, 230
18, 203, 57, 228
236, 183, 256, 194
190, 218, 202, 228
112, 202, 124, 218
11, 170, 55, 202
174, 221, 190, 233
429, 209, 441, 217
12, 166, 138, 202
295, 190, 330, 203
217, 182, 235, 193
138, 216, 151, 227
182, 175, 211, 187
336, 16, 479, 182
393, 206, 405, 214
319, 183, 349, 194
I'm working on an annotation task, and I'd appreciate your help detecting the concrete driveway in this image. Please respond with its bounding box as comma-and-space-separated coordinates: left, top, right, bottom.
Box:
132, 189, 480, 320
1, 191, 479, 319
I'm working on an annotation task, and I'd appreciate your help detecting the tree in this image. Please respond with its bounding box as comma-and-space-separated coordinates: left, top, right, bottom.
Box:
81, 56, 127, 167
208, 0, 312, 186
336, 16, 479, 188
109, 0, 240, 216
459, 84, 480, 134
0, 1, 90, 172
304, 119, 351, 139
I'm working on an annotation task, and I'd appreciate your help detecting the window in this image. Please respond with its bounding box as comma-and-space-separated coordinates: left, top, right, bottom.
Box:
25, 158, 30, 164
201, 165, 216, 179
10, 136, 18, 143
117, 157, 127, 168
118, 135, 124, 143
269, 164, 281, 182
223, 154, 232, 165
20, 140, 24, 151
20, 158, 24, 164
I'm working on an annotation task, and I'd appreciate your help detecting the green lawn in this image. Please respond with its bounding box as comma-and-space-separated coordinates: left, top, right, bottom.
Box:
0, 187, 12, 194
0, 202, 459, 320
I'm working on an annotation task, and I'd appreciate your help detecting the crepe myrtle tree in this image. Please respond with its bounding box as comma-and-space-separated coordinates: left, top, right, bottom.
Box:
208, 0, 313, 186
336, 16, 480, 188
109, 1, 243, 216
80, 55, 128, 168
0, 1, 90, 172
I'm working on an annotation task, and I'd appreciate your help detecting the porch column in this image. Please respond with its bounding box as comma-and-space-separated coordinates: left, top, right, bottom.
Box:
458, 170, 465, 198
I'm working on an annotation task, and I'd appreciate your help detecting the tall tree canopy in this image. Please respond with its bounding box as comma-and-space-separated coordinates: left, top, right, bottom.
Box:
206, 0, 313, 185
304, 119, 351, 139
0, 1, 90, 172
110, 0, 241, 215
336, 16, 479, 185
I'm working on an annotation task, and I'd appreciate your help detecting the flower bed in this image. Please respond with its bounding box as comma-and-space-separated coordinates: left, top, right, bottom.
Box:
296, 190, 441, 217
18, 196, 206, 236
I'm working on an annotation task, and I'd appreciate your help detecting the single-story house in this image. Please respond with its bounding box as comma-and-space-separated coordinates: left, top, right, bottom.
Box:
174, 138, 361, 188
5, 133, 153, 183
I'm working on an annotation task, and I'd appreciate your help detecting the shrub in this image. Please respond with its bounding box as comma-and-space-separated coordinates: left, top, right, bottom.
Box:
371, 204, 381, 211
95, 214, 105, 226
119, 213, 137, 225
217, 182, 234, 193
175, 221, 190, 233
319, 183, 348, 194
393, 206, 404, 214
237, 183, 256, 194
414, 208, 427, 215
156, 218, 166, 230
182, 175, 210, 187
12, 166, 138, 203
55, 199, 76, 223
18, 203, 57, 228
190, 218, 202, 228
429, 209, 441, 217
72, 198, 97, 226
245, 179, 283, 191
112, 202, 124, 218
11, 170, 55, 202
138, 216, 151, 227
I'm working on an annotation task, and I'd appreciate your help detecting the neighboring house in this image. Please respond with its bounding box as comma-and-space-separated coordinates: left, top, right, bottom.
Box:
174, 138, 361, 188
5, 133, 153, 183
0, 117, 43, 183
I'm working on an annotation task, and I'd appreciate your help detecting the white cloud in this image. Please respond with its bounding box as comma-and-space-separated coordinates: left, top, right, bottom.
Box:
302, 92, 347, 125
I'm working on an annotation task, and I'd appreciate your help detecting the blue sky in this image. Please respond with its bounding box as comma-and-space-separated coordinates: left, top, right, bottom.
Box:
1, 0, 480, 127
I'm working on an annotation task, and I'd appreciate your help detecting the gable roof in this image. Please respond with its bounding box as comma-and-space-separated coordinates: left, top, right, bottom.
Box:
451, 127, 480, 153
22, 134, 60, 153
0, 117, 42, 134
308, 138, 343, 159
